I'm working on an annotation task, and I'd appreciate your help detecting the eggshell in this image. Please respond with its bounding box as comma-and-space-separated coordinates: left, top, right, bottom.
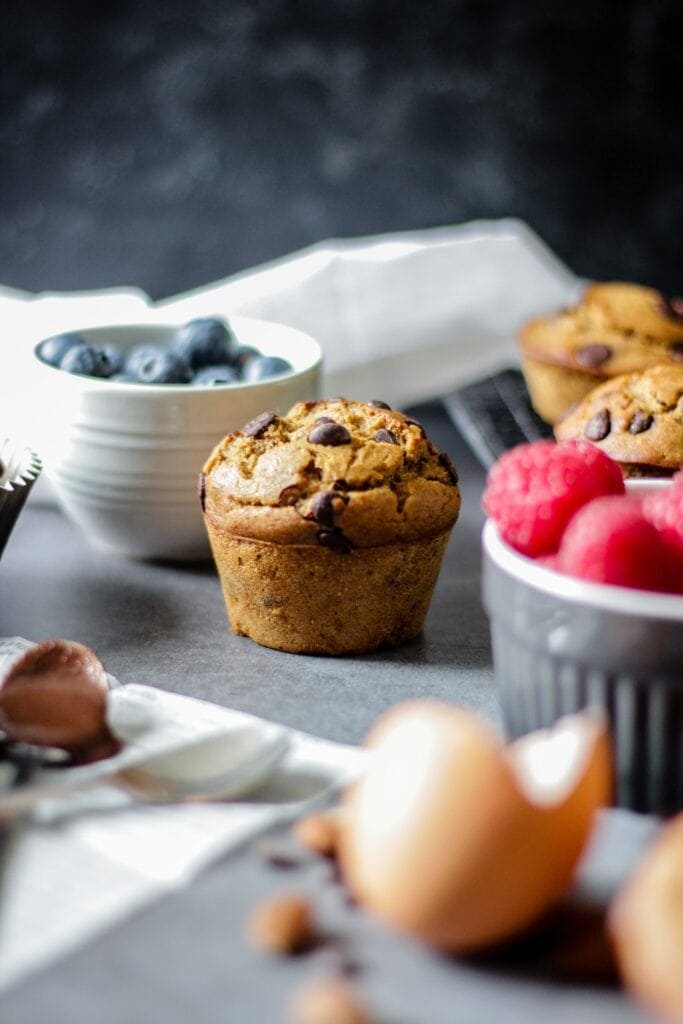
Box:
339, 700, 611, 952
609, 814, 683, 1021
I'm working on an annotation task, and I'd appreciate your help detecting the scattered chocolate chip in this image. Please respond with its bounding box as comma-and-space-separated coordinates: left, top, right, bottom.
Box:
438, 451, 459, 483
287, 978, 371, 1024
197, 472, 206, 511
575, 343, 612, 369
374, 428, 398, 445
315, 416, 337, 425
246, 894, 316, 955
243, 410, 276, 438
308, 422, 352, 446
317, 529, 352, 553
337, 958, 364, 979
629, 410, 654, 435
333, 479, 349, 491
328, 857, 345, 885
265, 851, 303, 871
584, 408, 611, 441
658, 295, 683, 322
403, 417, 425, 435
293, 810, 340, 858
254, 839, 304, 870
670, 341, 683, 360
310, 492, 337, 528
367, 400, 391, 409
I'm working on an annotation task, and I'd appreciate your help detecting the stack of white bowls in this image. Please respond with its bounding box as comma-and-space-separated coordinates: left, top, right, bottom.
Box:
27, 317, 322, 560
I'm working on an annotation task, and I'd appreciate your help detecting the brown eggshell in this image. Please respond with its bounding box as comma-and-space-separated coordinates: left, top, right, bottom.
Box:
609, 814, 683, 1021
0, 639, 111, 752
339, 700, 611, 952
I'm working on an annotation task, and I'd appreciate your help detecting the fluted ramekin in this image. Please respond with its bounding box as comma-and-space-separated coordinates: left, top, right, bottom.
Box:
482, 480, 683, 814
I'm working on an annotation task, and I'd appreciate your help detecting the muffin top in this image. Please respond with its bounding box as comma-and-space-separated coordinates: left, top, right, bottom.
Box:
202, 399, 461, 548
554, 363, 683, 475
520, 283, 683, 377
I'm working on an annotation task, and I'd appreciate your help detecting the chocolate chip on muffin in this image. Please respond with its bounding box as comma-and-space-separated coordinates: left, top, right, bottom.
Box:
308, 491, 345, 527
243, 410, 277, 438
316, 529, 352, 553
308, 422, 352, 446
575, 344, 612, 369
658, 295, 683, 323
628, 411, 654, 435
555, 363, 683, 477
584, 409, 611, 441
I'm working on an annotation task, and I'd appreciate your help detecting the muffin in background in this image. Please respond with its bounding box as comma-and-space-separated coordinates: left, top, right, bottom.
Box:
554, 363, 683, 478
519, 282, 683, 424
201, 399, 460, 654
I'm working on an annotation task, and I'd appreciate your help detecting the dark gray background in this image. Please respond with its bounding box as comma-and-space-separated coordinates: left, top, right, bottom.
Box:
1, 0, 681, 300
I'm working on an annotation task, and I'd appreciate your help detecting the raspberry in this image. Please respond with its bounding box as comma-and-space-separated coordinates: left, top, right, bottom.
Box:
642, 476, 683, 592
556, 496, 672, 592
482, 440, 625, 556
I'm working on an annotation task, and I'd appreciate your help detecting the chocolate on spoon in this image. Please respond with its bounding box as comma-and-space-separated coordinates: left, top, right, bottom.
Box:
0, 640, 120, 764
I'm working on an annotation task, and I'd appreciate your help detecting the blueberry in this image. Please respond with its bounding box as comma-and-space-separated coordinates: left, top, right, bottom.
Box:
125, 345, 191, 384
231, 345, 260, 371
242, 356, 293, 382
101, 344, 125, 376
60, 343, 115, 378
173, 318, 234, 370
38, 332, 84, 367
193, 364, 239, 386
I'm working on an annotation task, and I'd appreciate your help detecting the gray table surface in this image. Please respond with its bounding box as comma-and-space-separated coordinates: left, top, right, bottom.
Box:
0, 404, 658, 1023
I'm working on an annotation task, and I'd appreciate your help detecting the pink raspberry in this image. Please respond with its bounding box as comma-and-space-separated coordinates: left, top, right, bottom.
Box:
556, 496, 672, 592
482, 440, 625, 557
642, 476, 683, 592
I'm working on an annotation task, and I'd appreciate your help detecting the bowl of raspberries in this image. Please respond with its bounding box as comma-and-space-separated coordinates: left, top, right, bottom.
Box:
482, 439, 683, 814
29, 316, 321, 560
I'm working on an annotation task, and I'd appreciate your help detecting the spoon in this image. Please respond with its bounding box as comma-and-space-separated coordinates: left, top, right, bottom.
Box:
0, 720, 291, 823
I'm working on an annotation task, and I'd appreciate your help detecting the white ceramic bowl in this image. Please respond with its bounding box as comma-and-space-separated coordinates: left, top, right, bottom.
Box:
28, 317, 322, 559
482, 480, 683, 814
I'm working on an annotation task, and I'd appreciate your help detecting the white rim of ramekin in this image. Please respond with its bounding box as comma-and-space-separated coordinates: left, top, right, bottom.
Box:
483, 518, 683, 621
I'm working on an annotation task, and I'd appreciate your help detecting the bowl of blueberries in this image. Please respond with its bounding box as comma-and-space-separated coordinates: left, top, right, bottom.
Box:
30, 315, 322, 559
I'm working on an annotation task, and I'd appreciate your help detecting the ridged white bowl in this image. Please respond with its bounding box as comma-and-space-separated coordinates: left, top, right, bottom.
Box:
29, 317, 322, 559
482, 480, 683, 813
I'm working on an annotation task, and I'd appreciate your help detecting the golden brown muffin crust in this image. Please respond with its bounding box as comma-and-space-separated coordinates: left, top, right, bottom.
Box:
520, 283, 683, 378
203, 399, 461, 549
554, 363, 683, 473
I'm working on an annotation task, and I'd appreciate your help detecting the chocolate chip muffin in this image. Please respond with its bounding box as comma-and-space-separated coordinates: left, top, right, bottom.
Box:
519, 283, 683, 424
201, 399, 461, 654
554, 363, 683, 477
